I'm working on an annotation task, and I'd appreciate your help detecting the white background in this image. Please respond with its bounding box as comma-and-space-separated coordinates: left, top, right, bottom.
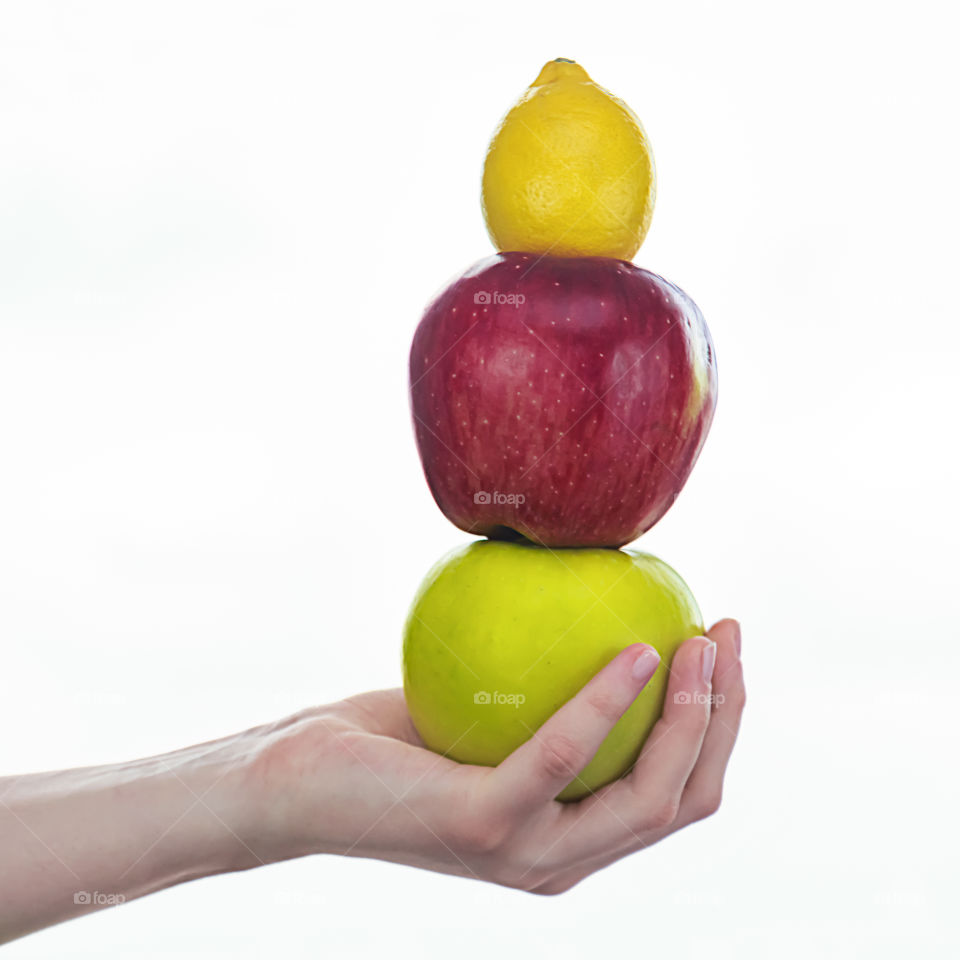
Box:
2, 1, 958, 957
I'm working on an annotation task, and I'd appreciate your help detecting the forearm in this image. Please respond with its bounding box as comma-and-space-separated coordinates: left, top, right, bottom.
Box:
0, 734, 262, 943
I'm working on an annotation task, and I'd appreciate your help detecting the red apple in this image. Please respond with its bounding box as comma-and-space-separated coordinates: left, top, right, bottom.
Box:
409, 253, 717, 547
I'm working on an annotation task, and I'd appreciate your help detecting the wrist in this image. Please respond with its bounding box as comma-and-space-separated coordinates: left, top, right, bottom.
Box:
124, 733, 268, 887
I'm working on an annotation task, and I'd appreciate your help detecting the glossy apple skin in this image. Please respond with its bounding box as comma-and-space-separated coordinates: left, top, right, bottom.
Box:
402, 540, 703, 801
410, 253, 717, 547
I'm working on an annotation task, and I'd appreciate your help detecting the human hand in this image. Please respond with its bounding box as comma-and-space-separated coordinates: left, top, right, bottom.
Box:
244, 618, 745, 894
0, 620, 743, 942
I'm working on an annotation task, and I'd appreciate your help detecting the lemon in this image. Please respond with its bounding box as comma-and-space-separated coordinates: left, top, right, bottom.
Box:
481, 58, 656, 261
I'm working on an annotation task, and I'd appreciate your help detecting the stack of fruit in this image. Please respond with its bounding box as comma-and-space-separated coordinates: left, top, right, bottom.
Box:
402, 60, 717, 800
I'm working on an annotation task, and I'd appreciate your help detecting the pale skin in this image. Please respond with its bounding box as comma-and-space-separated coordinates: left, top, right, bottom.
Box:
0, 619, 745, 943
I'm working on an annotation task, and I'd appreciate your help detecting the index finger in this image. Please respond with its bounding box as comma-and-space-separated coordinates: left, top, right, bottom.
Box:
488, 643, 661, 813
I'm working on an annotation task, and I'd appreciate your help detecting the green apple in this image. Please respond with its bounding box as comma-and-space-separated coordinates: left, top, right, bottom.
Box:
402, 540, 703, 801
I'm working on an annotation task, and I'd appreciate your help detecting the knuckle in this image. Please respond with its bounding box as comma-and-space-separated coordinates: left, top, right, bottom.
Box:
539, 732, 588, 782
452, 821, 495, 855
692, 788, 723, 821
451, 812, 512, 855
683, 786, 723, 823
584, 690, 624, 725
641, 796, 681, 830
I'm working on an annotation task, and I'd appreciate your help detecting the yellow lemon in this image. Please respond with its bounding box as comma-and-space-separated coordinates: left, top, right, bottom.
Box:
481, 59, 656, 261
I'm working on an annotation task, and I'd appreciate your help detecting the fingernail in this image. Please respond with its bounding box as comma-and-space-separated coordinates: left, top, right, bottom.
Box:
732, 621, 742, 658
701, 640, 717, 685
632, 646, 661, 683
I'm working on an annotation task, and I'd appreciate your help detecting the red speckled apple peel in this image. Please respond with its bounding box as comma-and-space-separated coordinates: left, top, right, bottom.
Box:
410, 252, 717, 548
